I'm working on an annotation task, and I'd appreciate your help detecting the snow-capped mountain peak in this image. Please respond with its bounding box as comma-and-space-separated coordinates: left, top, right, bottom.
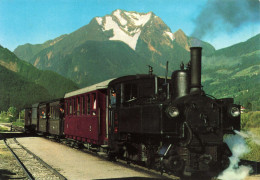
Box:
94, 9, 175, 50
95, 9, 153, 50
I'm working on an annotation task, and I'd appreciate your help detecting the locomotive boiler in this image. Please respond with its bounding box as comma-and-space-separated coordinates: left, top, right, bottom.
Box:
107, 47, 241, 177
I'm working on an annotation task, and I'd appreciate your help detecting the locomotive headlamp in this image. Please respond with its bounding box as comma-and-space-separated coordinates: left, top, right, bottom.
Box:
230, 106, 240, 117
167, 105, 179, 118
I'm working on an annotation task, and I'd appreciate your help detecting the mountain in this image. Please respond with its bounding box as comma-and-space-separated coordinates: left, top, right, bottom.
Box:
12, 9, 259, 109
13, 34, 68, 64
213, 34, 260, 57
0, 65, 51, 111
14, 9, 214, 87
201, 33, 260, 109
0, 45, 78, 111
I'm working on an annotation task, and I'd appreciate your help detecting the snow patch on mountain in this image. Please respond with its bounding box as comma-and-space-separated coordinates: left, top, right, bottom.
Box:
113, 9, 127, 26
164, 31, 175, 41
124, 11, 152, 26
103, 16, 141, 50
96, 17, 103, 25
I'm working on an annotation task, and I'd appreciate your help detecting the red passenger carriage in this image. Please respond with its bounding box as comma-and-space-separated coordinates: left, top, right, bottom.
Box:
64, 79, 113, 145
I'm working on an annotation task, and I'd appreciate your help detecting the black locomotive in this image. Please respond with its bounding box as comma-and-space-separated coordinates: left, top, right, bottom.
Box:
107, 47, 240, 177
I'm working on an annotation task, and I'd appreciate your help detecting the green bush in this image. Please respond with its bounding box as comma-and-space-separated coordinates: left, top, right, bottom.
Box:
241, 111, 260, 129
0, 111, 9, 122
13, 121, 24, 127
0, 126, 9, 132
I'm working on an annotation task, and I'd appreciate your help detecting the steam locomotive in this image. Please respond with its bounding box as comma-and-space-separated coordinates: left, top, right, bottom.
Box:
24, 47, 241, 178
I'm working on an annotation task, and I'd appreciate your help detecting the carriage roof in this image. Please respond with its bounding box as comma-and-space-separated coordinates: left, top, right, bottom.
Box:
64, 79, 114, 98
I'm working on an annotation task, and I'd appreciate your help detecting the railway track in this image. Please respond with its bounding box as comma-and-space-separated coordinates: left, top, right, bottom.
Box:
2, 133, 259, 180
3, 135, 67, 180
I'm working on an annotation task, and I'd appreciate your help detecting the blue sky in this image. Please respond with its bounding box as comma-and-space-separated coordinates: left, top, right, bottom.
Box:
0, 0, 259, 51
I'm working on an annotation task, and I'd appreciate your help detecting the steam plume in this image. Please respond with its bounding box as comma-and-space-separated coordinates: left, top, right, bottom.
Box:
218, 133, 251, 180
192, 0, 260, 39
235, 130, 260, 145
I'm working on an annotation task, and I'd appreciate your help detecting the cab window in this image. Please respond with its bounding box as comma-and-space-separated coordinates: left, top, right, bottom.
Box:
139, 81, 154, 98
110, 89, 116, 105
124, 83, 137, 103
109, 84, 121, 107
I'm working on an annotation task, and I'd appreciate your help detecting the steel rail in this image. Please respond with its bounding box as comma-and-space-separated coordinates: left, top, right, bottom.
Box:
14, 138, 67, 180
3, 137, 34, 180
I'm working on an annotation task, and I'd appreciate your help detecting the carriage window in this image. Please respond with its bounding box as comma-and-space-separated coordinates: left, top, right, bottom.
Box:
73, 99, 76, 115
124, 83, 137, 102
55, 105, 60, 119
50, 107, 53, 119
69, 100, 72, 115
53, 107, 55, 118
32, 107, 37, 119
82, 96, 86, 114
59, 105, 65, 119
93, 93, 96, 110
50, 106, 54, 119
40, 107, 46, 119
77, 97, 80, 115
65, 102, 67, 115
87, 94, 91, 115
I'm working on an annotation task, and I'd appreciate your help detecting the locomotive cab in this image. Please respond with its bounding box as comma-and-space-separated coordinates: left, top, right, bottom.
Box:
108, 74, 184, 165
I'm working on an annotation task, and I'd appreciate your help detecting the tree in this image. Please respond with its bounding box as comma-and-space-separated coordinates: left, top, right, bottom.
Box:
7, 106, 17, 122
246, 102, 252, 111
20, 110, 25, 120
0, 111, 7, 121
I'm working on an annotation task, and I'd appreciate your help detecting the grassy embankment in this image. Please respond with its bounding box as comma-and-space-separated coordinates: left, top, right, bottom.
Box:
241, 111, 260, 162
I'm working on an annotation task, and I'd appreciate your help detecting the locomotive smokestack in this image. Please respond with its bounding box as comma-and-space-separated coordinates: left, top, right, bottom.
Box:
190, 47, 202, 93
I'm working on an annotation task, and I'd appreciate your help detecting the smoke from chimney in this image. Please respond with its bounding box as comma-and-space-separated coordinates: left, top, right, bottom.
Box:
191, 0, 259, 39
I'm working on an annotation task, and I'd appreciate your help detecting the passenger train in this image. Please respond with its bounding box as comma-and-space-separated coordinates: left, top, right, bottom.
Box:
24, 47, 241, 178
